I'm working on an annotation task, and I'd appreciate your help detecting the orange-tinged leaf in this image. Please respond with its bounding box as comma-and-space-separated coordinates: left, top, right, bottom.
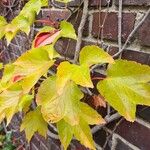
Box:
13, 46, 54, 93
12, 75, 24, 83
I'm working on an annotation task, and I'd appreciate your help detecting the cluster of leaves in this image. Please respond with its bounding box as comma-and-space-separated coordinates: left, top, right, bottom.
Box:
0, 126, 16, 150
0, 0, 150, 150
0, 0, 48, 44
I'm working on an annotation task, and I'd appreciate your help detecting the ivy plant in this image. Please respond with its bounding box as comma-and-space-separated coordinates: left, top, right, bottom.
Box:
0, 0, 150, 150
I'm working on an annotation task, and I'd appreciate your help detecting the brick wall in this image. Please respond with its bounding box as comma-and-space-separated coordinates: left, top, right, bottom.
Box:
0, 0, 150, 150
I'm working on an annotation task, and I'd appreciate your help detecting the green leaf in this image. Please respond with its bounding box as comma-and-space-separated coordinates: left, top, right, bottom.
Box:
57, 119, 73, 150
0, 64, 15, 93
5, 24, 18, 44
37, 76, 65, 123
55, 0, 73, 3
20, 107, 48, 141
0, 0, 42, 43
79, 103, 106, 125
79, 45, 114, 66
56, 61, 93, 93
60, 21, 77, 40
57, 119, 96, 150
0, 83, 22, 124
18, 94, 33, 112
41, 0, 48, 6
0, 16, 7, 39
13, 46, 54, 93
37, 76, 104, 125
0, 63, 3, 69
0, 16, 7, 27
74, 119, 96, 150
12, 15, 32, 35
22, 0, 42, 14
97, 60, 150, 121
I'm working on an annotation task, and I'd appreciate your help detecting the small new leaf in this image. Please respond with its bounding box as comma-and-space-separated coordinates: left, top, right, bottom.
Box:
57, 61, 93, 93
21, 107, 48, 141
97, 60, 150, 121
60, 21, 77, 40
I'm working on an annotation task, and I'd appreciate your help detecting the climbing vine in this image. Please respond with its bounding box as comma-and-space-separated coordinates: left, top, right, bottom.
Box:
0, 0, 150, 150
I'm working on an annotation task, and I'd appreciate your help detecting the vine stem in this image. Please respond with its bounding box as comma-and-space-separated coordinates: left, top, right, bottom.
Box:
73, 0, 89, 64
118, 0, 122, 57
92, 77, 105, 80
91, 113, 121, 134
113, 8, 150, 58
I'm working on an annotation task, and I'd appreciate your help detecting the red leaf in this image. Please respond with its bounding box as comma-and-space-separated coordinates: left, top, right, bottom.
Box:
12, 75, 24, 83
34, 29, 61, 48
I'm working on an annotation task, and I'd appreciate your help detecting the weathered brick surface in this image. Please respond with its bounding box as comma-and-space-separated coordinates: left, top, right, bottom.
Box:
115, 0, 150, 6
90, 0, 111, 6
138, 13, 150, 46
53, 0, 110, 7
92, 12, 136, 42
116, 120, 150, 150
42, 9, 70, 22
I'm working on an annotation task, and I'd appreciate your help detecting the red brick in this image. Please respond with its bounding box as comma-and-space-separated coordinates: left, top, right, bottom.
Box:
53, 0, 81, 7
116, 120, 150, 150
53, 0, 110, 7
115, 0, 150, 6
68, 10, 89, 37
42, 9, 70, 22
90, 0, 111, 6
41, 9, 89, 37
92, 12, 136, 42
138, 14, 150, 47
121, 50, 150, 65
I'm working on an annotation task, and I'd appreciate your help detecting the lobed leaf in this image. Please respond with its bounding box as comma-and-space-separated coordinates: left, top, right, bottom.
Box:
97, 60, 150, 121
20, 107, 48, 141
13, 46, 54, 93
37, 76, 104, 149
57, 119, 96, 150
56, 61, 93, 93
